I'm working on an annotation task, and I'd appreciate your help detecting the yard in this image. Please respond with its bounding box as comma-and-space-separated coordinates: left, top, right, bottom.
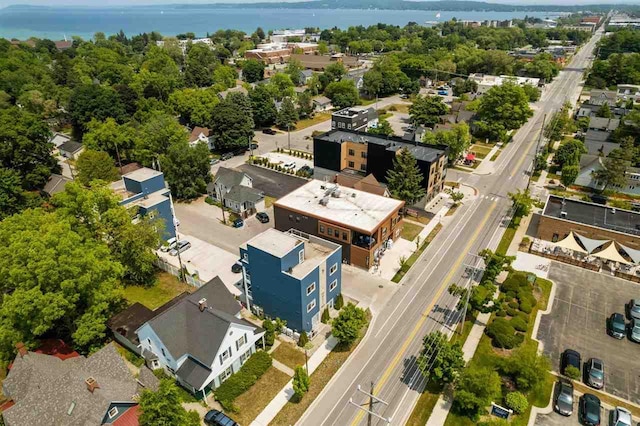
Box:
400, 221, 424, 241
393, 224, 442, 283
468, 143, 493, 160
230, 366, 291, 425
123, 271, 194, 310
271, 342, 307, 370
294, 112, 331, 130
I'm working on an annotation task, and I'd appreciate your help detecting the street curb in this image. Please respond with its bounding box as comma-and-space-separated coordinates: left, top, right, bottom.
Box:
527, 387, 555, 426
531, 274, 557, 355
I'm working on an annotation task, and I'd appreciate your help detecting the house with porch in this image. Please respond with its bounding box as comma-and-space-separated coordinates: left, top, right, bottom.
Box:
207, 167, 265, 218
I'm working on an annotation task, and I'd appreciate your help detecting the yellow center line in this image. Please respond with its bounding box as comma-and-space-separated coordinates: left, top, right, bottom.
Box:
349, 202, 498, 426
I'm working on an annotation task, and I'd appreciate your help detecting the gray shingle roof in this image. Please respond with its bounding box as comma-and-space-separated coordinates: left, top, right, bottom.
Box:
43, 174, 72, 196
142, 277, 257, 368
175, 357, 212, 390
2, 343, 137, 426
225, 185, 264, 204
59, 140, 84, 154
215, 167, 248, 189
588, 117, 620, 131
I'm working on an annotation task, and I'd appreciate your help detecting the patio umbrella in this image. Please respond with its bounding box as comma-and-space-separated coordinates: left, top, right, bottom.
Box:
591, 242, 630, 264
553, 232, 588, 254
574, 233, 610, 254
618, 243, 640, 264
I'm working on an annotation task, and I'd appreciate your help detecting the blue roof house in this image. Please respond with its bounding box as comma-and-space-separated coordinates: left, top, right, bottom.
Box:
239, 229, 342, 334
111, 167, 176, 240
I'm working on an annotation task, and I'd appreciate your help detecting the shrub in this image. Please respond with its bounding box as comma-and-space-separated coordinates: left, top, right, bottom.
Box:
486, 318, 522, 349
389, 105, 397, 111
263, 319, 275, 346
505, 291, 516, 300
515, 311, 529, 323
321, 307, 330, 324
205, 196, 216, 205
215, 351, 272, 409
519, 300, 533, 314
511, 317, 528, 332
292, 366, 310, 399
335, 293, 344, 310
501, 272, 529, 293
508, 300, 519, 310
495, 309, 507, 317
505, 307, 518, 317
298, 331, 309, 347
565, 365, 581, 380
505, 392, 528, 414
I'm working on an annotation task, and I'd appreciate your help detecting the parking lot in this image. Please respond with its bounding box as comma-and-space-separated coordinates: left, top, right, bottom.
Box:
262, 152, 313, 173
537, 262, 640, 404
237, 164, 307, 198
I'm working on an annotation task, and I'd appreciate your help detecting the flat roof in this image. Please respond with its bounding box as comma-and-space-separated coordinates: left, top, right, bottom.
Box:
244, 228, 302, 258
317, 129, 447, 163
274, 179, 403, 234
123, 167, 163, 183
543, 195, 640, 236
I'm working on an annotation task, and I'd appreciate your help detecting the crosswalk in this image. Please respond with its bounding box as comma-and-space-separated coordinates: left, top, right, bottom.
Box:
478, 195, 500, 201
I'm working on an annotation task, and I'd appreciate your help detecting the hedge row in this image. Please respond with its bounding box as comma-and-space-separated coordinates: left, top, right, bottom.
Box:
215, 351, 272, 411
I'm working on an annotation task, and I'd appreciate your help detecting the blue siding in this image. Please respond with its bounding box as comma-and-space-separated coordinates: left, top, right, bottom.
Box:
102, 403, 137, 424
124, 173, 166, 195
140, 198, 175, 240
299, 268, 320, 332
137, 323, 179, 371
325, 249, 342, 303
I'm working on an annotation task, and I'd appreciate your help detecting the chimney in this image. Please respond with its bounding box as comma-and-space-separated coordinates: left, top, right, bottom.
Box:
198, 298, 207, 312
15, 342, 27, 358
85, 377, 100, 393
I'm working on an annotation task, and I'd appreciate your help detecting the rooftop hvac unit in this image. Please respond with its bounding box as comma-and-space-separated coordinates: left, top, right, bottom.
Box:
331, 190, 341, 198
319, 197, 329, 206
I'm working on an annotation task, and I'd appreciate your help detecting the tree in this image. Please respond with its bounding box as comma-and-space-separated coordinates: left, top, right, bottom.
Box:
298, 331, 309, 347
250, 85, 277, 127
242, 59, 266, 83
502, 344, 551, 391
83, 118, 136, 163
297, 91, 314, 119
213, 65, 238, 89
448, 189, 464, 206
161, 141, 211, 199
386, 149, 426, 206
331, 303, 367, 346
268, 73, 296, 101
0, 107, 59, 189
597, 102, 612, 118
522, 83, 540, 102
285, 59, 304, 86
335, 293, 344, 310
184, 43, 219, 87
0, 168, 27, 220
276, 97, 299, 129
554, 139, 586, 168
409, 95, 448, 127
134, 112, 189, 165
475, 82, 532, 141
76, 149, 120, 185
591, 154, 629, 192
209, 98, 255, 151
505, 392, 528, 414
139, 379, 200, 426
368, 117, 394, 136
263, 319, 276, 347
292, 366, 310, 400
453, 366, 502, 419
256, 27, 265, 40
424, 122, 472, 162
560, 164, 579, 187
508, 188, 534, 217
452, 78, 478, 97
321, 307, 331, 323
169, 87, 220, 127
69, 84, 126, 135
417, 331, 465, 385
324, 80, 359, 109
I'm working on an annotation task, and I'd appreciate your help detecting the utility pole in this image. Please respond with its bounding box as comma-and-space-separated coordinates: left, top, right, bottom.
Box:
367, 381, 374, 426
157, 157, 185, 282
527, 113, 547, 191
249, 135, 254, 158
348, 383, 391, 425
287, 123, 291, 151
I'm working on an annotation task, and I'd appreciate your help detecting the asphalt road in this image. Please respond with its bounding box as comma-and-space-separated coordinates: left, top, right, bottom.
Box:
297, 28, 604, 426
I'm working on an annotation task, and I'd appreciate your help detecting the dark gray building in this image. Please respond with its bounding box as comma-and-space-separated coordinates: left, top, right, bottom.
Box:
331, 106, 378, 132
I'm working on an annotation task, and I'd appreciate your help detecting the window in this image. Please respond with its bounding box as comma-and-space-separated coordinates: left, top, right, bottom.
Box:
219, 347, 232, 364
151, 359, 160, 369
146, 338, 151, 347
361, 152, 367, 158
240, 350, 250, 364
360, 164, 366, 171
348, 161, 355, 168
342, 231, 348, 241
245, 272, 251, 283
296, 216, 300, 222
334, 229, 340, 238
307, 299, 316, 313
348, 149, 355, 156
327, 227, 333, 235
330, 279, 338, 291
330, 263, 338, 275
382, 227, 387, 236
243, 253, 248, 262
108, 407, 119, 419
332, 120, 336, 128
289, 214, 293, 221
319, 225, 325, 233
306, 282, 316, 296
236, 334, 247, 350
219, 366, 233, 383
299, 249, 305, 263
347, 124, 352, 129
552, 233, 559, 242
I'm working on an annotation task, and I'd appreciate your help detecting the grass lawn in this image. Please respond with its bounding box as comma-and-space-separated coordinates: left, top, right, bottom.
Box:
270, 314, 371, 426
360, 98, 377, 106
123, 271, 194, 310
406, 381, 444, 426
445, 204, 459, 216
490, 148, 503, 162
389, 103, 410, 113
264, 196, 277, 209
469, 144, 492, 159
496, 225, 517, 256
401, 221, 424, 241
294, 112, 331, 130
271, 342, 306, 371
229, 366, 291, 425
393, 224, 442, 283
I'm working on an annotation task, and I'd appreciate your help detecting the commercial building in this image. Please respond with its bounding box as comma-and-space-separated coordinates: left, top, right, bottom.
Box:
239, 229, 342, 334
313, 129, 448, 202
468, 73, 541, 94
273, 179, 404, 269
331, 106, 378, 132
271, 29, 320, 43
289, 53, 360, 71
244, 42, 318, 64
110, 167, 176, 240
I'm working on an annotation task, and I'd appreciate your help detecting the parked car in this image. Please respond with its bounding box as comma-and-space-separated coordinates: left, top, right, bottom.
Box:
231, 262, 243, 273
554, 380, 574, 416
608, 312, 627, 339
169, 240, 191, 256
221, 152, 234, 161
612, 406, 633, 426
586, 358, 605, 389
299, 165, 313, 174
262, 128, 277, 135
628, 299, 640, 320
561, 349, 581, 375
210, 158, 220, 166
438, 90, 448, 96
579, 394, 601, 426
283, 161, 296, 169
232, 217, 244, 228
256, 212, 269, 223
160, 237, 177, 252
629, 318, 640, 343
204, 409, 238, 426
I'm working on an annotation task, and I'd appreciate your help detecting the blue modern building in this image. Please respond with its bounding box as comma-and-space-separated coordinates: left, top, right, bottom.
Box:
239, 229, 342, 334
111, 167, 176, 240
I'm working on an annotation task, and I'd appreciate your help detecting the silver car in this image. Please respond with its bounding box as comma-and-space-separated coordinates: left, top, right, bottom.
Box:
628, 299, 640, 320
554, 380, 574, 416
160, 237, 177, 252
630, 319, 640, 343
586, 358, 604, 389
169, 240, 191, 256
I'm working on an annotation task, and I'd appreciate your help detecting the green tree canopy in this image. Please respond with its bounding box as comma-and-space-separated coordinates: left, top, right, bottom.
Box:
475, 82, 533, 141
409, 95, 448, 127
276, 97, 299, 129
453, 366, 502, 419
160, 141, 212, 200
386, 149, 426, 206
169, 87, 220, 127
69, 84, 126, 135
502, 344, 551, 391
209, 97, 255, 151
76, 149, 120, 185
139, 379, 200, 426
554, 139, 586, 168
242, 59, 266, 83
423, 122, 471, 161
134, 112, 189, 165
508, 188, 534, 217
331, 303, 367, 346
324, 80, 359, 109
250, 84, 277, 127
293, 366, 311, 399
368, 117, 394, 136
418, 331, 465, 385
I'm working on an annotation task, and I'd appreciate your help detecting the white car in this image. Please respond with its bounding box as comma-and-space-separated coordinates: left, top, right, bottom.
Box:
612, 406, 632, 426
160, 237, 177, 252
283, 162, 296, 169
169, 240, 191, 256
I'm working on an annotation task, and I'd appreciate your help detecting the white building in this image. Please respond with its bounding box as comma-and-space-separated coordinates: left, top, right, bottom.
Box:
468, 73, 541, 94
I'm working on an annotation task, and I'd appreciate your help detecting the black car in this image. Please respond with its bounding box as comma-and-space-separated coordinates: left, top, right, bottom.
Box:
554, 380, 574, 416
561, 349, 581, 376
221, 152, 234, 161
579, 394, 601, 426
256, 212, 269, 223
262, 128, 277, 135
231, 262, 243, 273
204, 409, 238, 426
608, 312, 626, 339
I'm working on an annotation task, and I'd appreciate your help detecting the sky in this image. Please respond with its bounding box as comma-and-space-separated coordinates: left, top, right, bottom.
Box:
0, 0, 637, 6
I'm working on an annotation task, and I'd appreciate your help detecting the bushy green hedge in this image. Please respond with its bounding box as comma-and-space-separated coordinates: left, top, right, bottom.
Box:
486, 318, 523, 349
215, 351, 272, 411
500, 272, 529, 293
505, 391, 528, 414
510, 317, 528, 333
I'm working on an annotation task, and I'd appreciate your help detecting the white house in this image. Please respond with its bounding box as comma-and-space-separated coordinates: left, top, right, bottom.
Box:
188, 126, 214, 149
136, 278, 264, 397
206, 167, 265, 218
468, 73, 541, 95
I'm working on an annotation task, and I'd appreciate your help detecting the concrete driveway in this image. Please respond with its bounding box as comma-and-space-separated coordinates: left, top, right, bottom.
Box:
262, 152, 313, 172
237, 164, 307, 198
341, 264, 400, 315
537, 262, 640, 404
173, 197, 273, 254
386, 112, 411, 136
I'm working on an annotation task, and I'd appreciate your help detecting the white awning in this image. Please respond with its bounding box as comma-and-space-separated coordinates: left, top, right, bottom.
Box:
554, 232, 588, 254
574, 233, 610, 254
618, 243, 640, 264
592, 242, 630, 264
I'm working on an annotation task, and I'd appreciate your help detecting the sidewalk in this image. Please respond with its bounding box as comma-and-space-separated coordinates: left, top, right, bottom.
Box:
473, 142, 502, 175
250, 336, 338, 426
